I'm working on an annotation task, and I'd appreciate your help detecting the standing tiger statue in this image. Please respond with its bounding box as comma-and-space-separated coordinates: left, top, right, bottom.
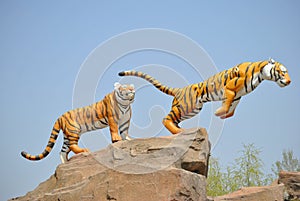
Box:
21, 82, 135, 163
119, 58, 291, 134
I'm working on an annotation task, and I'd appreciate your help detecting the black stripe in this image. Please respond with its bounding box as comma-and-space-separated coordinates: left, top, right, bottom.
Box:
217, 73, 222, 85
183, 94, 189, 114
233, 96, 241, 102
67, 127, 81, 134
50, 133, 58, 140
99, 119, 108, 125
244, 64, 251, 93
118, 71, 125, 76
64, 116, 80, 130
86, 108, 91, 119
258, 74, 262, 83
200, 88, 205, 98
209, 92, 215, 101
34, 155, 41, 160
270, 68, 273, 80
43, 150, 50, 156
120, 127, 128, 135
205, 82, 209, 99
244, 77, 248, 93
116, 91, 128, 101
280, 80, 286, 85
188, 86, 194, 109
171, 109, 180, 123
76, 109, 83, 125
119, 119, 130, 130
178, 104, 185, 115
95, 103, 102, 120
167, 113, 176, 122
224, 71, 228, 86
250, 65, 256, 91
165, 87, 169, 94
234, 78, 239, 86
213, 83, 218, 97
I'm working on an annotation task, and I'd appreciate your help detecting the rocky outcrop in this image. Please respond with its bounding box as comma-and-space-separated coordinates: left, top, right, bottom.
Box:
279, 171, 300, 200
209, 171, 300, 201
211, 184, 285, 201
11, 128, 210, 201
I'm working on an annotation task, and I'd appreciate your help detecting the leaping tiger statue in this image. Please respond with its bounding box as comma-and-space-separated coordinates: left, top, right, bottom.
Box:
119, 58, 291, 134
21, 82, 135, 163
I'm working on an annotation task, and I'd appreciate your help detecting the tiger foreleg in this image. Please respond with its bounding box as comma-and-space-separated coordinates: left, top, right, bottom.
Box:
120, 126, 132, 140
60, 152, 68, 163
108, 116, 122, 143
220, 98, 241, 119
215, 88, 235, 117
215, 78, 243, 118
119, 118, 132, 141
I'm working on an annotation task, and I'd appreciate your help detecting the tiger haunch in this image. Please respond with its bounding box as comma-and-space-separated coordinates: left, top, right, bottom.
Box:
21, 83, 135, 163
119, 58, 291, 134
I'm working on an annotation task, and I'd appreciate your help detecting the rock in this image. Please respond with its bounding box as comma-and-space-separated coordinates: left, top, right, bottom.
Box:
213, 184, 285, 201
11, 128, 210, 201
278, 171, 300, 200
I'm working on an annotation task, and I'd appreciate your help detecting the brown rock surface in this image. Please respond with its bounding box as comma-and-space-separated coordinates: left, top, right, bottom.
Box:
11, 128, 210, 201
278, 171, 300, 199
213, 184, 285, 201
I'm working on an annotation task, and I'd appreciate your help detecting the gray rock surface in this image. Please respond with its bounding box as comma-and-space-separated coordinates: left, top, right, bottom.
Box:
11, 128, 210, 201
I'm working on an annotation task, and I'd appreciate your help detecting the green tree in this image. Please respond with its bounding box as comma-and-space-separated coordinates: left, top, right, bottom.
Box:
207, 143, 273, 197
222, 166, 240, 193
207, 157, 226, 196
272, 149, 300, 176
232, 143, 266, 187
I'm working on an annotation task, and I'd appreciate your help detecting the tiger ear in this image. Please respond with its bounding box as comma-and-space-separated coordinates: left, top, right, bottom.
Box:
130, 84, 134, 88
114, 82, 121, 90
268, 57, 275, 64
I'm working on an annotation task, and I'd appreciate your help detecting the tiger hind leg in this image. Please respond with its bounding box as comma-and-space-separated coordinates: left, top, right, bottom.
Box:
60, 136, 71, 163
67, 133, 90, 155
162, 118, 183, 134
163, 104, 186, 134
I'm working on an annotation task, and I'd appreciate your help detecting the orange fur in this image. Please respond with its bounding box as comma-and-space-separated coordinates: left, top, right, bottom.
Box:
21, 83, 135, 163
119, 59, 291, 134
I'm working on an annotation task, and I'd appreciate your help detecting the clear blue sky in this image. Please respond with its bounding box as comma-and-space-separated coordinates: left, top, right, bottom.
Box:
1, 1, 300, 200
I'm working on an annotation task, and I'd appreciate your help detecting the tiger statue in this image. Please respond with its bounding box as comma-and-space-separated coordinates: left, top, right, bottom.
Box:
21, 82, 135, 163
119, 58, 291, 134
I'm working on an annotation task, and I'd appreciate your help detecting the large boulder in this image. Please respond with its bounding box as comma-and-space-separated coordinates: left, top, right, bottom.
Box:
11, 128, 210, 201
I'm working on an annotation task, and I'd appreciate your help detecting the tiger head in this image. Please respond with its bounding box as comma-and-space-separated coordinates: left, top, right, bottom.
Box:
114, 82, 135, 104
262, 58, 291, 87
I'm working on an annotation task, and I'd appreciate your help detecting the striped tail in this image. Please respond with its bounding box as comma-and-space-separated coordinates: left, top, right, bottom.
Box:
21, 119, 61, 161
118, 70, 179, 96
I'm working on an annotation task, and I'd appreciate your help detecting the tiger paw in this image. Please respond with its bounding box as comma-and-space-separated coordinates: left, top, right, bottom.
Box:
215, 107, 228, 117
111, 135, 122, 143
220, 111, 234, 119
125, 136, 132, 140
